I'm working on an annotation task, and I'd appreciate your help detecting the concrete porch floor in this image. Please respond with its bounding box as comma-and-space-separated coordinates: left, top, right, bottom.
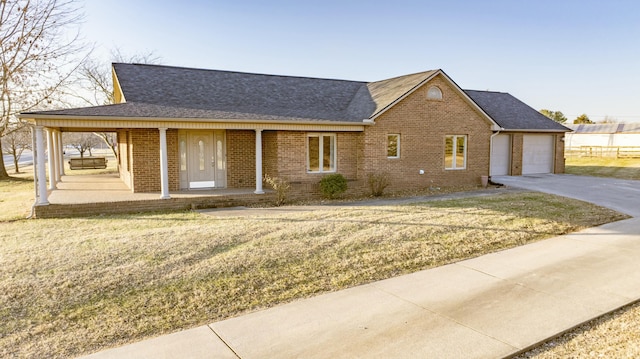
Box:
47, 174, 263, 204
34, 173, 274, 218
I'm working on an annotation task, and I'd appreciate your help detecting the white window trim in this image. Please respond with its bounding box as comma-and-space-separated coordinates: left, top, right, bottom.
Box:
445, 135, 467, 170
387, 134, 400, 159
306, 133, 337, 173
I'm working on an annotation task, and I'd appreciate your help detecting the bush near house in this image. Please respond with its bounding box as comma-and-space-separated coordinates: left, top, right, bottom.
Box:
264, 175, 291, 206
319, 173, 348, 199
368, 172, 390, 197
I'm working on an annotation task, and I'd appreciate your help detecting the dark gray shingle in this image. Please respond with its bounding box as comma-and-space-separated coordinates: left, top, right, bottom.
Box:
113, 63, 375, 122
465, 90, 570, 132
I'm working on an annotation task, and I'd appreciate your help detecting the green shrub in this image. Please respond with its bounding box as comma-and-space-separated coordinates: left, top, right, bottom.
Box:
264, 175, 291, 206
368, 172, 390, 197
319, 173, 348, 199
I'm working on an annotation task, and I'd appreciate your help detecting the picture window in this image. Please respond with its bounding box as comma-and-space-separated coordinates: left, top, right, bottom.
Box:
307, 133, 336, 173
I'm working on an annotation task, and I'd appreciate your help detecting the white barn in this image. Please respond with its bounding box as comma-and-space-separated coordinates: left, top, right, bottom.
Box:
565, 123, 640, 157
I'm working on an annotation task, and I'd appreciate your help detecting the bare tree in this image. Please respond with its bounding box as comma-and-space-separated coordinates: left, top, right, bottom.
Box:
64, 132, 101, 158
0, 0, 87, 179
76, 49, 161, 159
1, 121, 31, 173
77, 48, 161, 106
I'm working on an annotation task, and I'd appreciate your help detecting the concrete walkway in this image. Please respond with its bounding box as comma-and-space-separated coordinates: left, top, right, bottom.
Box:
81, 175, 640, 359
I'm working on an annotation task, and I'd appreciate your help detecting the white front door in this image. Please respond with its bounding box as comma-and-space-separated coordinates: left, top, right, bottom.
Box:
186, 130, 226, 189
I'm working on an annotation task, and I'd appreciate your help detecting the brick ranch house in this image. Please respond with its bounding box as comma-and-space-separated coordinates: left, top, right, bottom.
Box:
21, 63, 569, 206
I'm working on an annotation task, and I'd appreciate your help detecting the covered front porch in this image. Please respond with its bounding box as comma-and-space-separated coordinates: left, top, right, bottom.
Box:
30, 125, 270, 206
35, 173, 275, 218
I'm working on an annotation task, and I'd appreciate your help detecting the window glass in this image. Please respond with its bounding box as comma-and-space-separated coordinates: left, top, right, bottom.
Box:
308, 136, 320, 172
216, 139, 224, 170
456, 136, 466, 168
180, 139, 187, 171
427, 86, 443, 100
198, 140, 205, 171
445, 135, 467, 169
323, 135, 333, 171
387, 134, 399, 158
307, 134, 336, 173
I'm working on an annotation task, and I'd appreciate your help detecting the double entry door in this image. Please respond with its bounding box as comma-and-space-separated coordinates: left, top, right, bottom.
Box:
180, 130, 226, 189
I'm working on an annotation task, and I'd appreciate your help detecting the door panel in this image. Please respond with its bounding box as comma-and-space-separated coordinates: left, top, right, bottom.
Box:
522, 134, 554, 175
188, 132, 215, 188
491, 134, 511, 176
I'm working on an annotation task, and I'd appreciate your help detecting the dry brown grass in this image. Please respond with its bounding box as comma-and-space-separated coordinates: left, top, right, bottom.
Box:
0, 183, 627, 358
0, 169, 36, 221
516, 301, 640, 358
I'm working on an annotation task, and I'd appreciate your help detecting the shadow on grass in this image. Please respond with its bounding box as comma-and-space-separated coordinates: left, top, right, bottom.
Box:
0, 175, 33, 182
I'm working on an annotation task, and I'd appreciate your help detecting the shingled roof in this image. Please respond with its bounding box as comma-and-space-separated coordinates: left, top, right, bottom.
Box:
22, 63, 568, 133
465, 90, 570, 132
564, 123, 640, 134
24, 64, 440, 123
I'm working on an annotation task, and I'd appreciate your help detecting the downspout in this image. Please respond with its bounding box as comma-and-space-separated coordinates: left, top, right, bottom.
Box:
488, 128, 504, 181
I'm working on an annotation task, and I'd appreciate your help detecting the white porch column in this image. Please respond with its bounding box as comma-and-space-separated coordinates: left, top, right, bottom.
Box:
51, 130, 60, 182
46, 128, 56, 190
159, 128, 170, 199
254, 129, 264, 194
35, 126, 49, 205
57, 131, 65, 176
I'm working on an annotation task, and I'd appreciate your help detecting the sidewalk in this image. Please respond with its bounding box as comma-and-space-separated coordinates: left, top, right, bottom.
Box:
81, 175, 640, 359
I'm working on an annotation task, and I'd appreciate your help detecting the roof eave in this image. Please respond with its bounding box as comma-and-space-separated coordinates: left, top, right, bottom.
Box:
19, 113, 373, 127
498, 128, 572, 133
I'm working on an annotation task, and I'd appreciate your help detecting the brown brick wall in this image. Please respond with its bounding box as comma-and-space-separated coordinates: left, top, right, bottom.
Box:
227, 130, 256, 188
509, 133, 524, 176
554, 133, 566, 174
129, 129, 179, 192
263, 130, 278, 181
362, 74, 493, 191
258, 131, 363, 196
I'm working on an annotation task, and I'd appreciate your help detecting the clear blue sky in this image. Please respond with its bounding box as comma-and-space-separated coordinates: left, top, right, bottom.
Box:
81, 0, 640, 122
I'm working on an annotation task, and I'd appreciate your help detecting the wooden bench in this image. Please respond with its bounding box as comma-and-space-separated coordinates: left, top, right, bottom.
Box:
68, 157, 108, 170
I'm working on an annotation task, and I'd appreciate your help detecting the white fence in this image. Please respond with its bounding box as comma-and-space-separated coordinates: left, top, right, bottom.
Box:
566, 146, 640, 158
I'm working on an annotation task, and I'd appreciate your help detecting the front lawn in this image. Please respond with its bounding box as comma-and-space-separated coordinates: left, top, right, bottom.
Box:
565, 157, 640, 180
0, 188, 627, 358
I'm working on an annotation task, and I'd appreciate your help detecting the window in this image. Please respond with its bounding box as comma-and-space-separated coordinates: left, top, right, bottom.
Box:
427, 86, 443, 100
387, 134, 400, 158
445, 135, 467, 169
307, 133, 336, 173
179, 139, 187, 171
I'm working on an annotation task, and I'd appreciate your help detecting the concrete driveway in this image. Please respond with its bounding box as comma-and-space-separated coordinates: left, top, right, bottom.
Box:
492, 174, 640, 217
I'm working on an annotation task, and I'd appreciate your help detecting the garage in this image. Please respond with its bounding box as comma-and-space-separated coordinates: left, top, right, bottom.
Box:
522, 134, 554, 174
490, 134, 511, 176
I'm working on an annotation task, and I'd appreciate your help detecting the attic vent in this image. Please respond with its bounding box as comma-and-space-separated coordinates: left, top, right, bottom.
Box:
427, 86, 443, 100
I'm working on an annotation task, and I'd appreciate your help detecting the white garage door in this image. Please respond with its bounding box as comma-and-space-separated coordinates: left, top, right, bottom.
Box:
491, 134, 511, 176
522, 134, 554, 175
